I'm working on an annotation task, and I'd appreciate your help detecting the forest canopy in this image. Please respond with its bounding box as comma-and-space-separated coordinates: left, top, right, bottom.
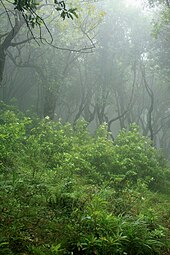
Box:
3, 0, 77, 26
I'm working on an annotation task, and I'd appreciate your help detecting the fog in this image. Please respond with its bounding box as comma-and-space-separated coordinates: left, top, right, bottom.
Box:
1, 0, 170, 160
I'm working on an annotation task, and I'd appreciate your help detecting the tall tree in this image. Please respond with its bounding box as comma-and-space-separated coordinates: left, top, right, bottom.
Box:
0, 0, 78, 85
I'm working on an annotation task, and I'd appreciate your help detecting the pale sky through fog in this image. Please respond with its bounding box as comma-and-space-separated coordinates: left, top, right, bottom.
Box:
125, 0, 142, 7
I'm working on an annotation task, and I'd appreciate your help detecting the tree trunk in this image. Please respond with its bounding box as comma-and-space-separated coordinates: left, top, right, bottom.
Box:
0, 14, 24, 86
43, 89, 57, 120
0, 47, 6, 85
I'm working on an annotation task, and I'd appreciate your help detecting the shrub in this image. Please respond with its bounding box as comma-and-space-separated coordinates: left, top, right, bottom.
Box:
0, 105, 170, 255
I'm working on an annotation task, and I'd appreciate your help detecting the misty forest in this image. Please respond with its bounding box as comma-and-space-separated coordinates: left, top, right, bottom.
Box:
1, 0, 170, 254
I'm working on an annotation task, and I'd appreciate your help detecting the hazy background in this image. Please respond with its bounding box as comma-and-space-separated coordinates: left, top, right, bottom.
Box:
1, 0, 170, 159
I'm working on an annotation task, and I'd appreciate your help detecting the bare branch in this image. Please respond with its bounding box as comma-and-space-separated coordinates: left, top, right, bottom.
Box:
0, 32, 9, 39
28, 7, 53, 44
0, 0, 14, 30
41, 37, 95, 53
9, 37, 34, 47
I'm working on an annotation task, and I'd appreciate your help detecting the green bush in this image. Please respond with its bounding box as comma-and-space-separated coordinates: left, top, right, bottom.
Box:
0, 105, 170, 255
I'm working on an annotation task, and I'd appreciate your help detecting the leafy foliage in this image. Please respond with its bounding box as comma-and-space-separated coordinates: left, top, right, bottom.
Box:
12, 0, 78, 28
0, 104, 170, 254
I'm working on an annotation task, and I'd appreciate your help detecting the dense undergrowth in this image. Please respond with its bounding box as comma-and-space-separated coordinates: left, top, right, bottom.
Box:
0, 102, 170, 255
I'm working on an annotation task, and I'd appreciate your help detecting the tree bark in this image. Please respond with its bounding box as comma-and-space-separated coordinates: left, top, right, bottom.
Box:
0, 47, 6, 84
43, 89, 57, 120
0, 14, 24, 85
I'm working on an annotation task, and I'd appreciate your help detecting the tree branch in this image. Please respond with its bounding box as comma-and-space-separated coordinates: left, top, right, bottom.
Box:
9, 37, 34, 47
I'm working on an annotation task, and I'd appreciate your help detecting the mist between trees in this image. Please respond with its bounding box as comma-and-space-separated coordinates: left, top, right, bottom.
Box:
1, 0, 170, 159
